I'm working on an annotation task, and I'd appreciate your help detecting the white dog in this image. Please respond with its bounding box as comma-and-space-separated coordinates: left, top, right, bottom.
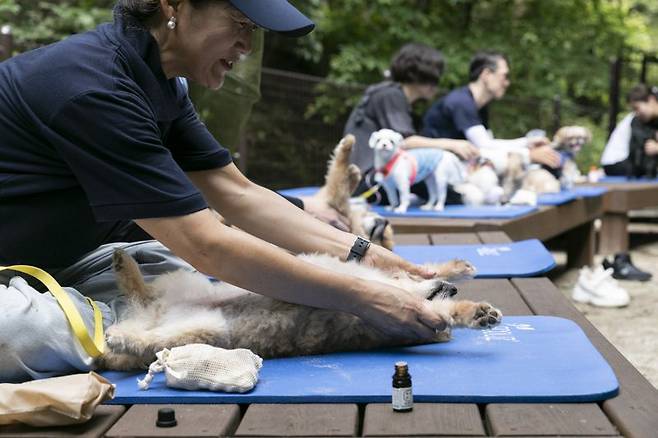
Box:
369, 129, 465, 212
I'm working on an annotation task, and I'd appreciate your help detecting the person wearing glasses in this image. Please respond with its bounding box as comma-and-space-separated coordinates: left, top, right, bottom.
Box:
0, 0, 446, 382
422, 51, 560, 173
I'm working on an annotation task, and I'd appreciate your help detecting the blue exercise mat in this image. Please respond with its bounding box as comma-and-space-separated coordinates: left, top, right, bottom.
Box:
598, 176, 658, 184
537, 191, 578, 205
370, 204, 537, 219
280, 186, 537, 218
279, 186, 321, 197
394, 239, 555, 278
100, 316, 618, 404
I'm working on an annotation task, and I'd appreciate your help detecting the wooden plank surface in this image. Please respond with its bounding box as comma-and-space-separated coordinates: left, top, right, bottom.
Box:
456, 279, 532, 316
235, 404, 359, 436
362, 403, 485, 436
477, 231, 513, 243
394, 233, 432, 245
600, 183, 658, 213
600, 212, 630, 254
105, 404, 241, 438
512, 278, 658, 438
486, 403, 618, 436
564, 220, 595, 268
0, 405, 126, 438
430, 233, 481, 244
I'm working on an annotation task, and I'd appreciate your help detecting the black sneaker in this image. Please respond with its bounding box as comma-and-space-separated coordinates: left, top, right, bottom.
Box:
602, 253, 652, 282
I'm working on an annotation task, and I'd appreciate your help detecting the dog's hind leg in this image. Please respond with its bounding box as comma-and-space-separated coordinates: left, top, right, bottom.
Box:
104, 323, 229, 368
320, 135, 358, 215
420, 174, 438, 210
112, 249, 155, 305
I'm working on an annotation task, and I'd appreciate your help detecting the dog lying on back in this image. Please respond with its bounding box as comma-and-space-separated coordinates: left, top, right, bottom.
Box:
97, 250, 502, 370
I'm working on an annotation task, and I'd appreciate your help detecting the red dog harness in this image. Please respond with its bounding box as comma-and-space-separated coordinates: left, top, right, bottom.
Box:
377, 150, 418, 185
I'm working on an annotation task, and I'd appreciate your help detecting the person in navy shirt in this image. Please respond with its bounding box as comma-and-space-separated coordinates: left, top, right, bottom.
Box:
0, 0, 445, 382
422, 51, 560, 173
343, 43, 478, 202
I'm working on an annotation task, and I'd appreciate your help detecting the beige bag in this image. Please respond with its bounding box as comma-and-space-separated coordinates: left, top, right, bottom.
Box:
138, 344, 263, 393
0, 372, 115, 426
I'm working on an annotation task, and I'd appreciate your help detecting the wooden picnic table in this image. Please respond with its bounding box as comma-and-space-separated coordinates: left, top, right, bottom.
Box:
2, 231, 657, 438
584, 181, 658, 254
385, 195, 603, 268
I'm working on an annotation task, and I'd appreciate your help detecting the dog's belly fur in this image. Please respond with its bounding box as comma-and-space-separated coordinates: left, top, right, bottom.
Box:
99, 252, 501, 371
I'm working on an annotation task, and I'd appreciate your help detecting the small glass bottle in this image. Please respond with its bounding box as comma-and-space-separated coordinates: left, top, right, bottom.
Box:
392, 361, 413, 411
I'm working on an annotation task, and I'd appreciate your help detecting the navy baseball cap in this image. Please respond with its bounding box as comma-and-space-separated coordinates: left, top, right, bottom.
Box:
228, 0, 314, 37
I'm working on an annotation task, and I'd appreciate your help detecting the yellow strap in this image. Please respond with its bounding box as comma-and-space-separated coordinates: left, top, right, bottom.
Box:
0, 265, 105, 358
358, 184, 381, 199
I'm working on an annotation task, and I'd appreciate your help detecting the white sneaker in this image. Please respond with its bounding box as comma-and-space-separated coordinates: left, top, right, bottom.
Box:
572, 266, 630, 307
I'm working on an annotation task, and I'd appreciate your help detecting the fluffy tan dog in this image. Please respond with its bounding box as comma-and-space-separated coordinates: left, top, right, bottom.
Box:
98, 249, 501, 370
505, 126, 592, 200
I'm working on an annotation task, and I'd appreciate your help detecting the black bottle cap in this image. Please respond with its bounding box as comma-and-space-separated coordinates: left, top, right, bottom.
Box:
156, 408, 177, 427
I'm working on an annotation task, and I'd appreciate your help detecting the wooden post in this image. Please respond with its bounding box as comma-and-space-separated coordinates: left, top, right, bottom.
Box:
0, 25, 13, 61
608, 56, 622, 137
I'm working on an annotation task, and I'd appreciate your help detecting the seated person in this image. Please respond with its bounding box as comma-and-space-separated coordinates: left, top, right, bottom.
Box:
344, 43, 478, 203
601, 84, 658, 177
421, 51, 560, 174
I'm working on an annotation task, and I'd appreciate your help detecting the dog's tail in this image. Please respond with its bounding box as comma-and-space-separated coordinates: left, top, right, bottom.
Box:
112, 249, 154, 306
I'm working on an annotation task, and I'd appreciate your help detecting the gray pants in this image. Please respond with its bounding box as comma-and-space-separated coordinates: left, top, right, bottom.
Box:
0, 241, 194, 383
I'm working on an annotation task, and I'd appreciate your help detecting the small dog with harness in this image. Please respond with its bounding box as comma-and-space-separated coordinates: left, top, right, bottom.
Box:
369, 129, 465, 213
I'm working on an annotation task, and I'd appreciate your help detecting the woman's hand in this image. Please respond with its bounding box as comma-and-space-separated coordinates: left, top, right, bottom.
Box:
446, 140, 480, 161
353, 279, 447, 339
529, 144, 561, 168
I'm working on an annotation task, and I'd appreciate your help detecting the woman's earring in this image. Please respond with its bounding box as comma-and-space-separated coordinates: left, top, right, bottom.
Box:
167, 16, 176, 30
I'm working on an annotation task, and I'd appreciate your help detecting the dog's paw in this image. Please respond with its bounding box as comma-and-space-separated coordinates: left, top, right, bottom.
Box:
469, 302, 502, 329
446, 259, 476, 280
112, 249, 127, 272
420, 203, 434, 211
105, 326, 132, 354
347, 164, 361, 183
433, 204, 446, 211
429, 259, 476, 281
338, 134, 355, 152
394, 206, 408, 213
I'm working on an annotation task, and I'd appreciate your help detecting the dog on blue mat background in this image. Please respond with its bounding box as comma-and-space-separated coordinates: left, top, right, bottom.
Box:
369, 129, 466, 213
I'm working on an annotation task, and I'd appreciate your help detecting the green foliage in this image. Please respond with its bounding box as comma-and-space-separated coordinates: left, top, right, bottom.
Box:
0, 0, 112, 53
290, 0, 655, 171
2, 0, 655, 180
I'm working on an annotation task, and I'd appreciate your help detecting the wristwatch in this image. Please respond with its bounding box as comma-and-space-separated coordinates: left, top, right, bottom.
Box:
346, 236, 371, 262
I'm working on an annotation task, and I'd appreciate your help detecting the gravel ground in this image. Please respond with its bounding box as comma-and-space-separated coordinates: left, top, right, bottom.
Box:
549, 229, 658, 389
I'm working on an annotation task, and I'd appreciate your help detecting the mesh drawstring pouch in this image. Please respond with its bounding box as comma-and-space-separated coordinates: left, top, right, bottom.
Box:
138, 344, 263, 393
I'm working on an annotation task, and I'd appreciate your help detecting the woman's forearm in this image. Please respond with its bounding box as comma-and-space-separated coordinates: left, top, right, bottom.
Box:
136, 211, 365, 314
402, 135, 460, 150
210, 181, 355, 258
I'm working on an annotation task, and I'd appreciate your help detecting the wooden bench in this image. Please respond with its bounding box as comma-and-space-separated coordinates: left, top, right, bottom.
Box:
387, 195, 603, 268
2, 231, 656, 437
585, 181, 658, 254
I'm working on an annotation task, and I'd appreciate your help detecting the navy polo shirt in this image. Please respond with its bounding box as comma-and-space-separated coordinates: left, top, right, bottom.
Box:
421, 86, 489, 139
0, 9, 232, 268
